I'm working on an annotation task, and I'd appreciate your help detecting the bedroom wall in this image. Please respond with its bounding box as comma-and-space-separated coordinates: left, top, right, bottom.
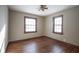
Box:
9, 6, 79, 46
0, 5, 9, 52
9, 10, 44, 41
44, 6, 79, 46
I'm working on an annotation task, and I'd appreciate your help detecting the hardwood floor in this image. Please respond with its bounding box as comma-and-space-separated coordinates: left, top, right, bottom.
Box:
6, 36, 79, 53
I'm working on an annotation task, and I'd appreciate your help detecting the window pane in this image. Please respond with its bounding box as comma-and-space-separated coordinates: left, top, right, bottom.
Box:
55, 26, 62, 32
26, 28, 35, 32
53, 15, 63, 34
25, 17, 36, 32
55, 17, 62, 25
55, 25, 61, 29
55, 24, 62, 26
25, 18, 36, 25
54, 28, 62, 33
25, 26, 36, 32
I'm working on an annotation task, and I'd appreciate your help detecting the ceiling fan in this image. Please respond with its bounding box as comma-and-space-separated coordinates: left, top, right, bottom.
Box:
39, 5, 48, 11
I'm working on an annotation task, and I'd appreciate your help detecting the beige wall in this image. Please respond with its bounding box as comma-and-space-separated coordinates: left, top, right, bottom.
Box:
9, 10, 44, 41
0, 5, 9, 52
44, 6, 79, 46
9, 6, 79, 46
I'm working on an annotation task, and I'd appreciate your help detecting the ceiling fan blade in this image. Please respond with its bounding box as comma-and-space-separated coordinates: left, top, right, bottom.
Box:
45, 8, 48, 9
39, 5, 48, 11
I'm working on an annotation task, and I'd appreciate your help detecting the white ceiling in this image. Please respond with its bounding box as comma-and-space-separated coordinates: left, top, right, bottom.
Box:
9, 5, 77, 16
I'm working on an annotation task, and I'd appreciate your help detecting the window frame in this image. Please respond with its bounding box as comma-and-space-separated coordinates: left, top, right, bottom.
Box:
24, 16, 37, 33
53, 15, 63, 35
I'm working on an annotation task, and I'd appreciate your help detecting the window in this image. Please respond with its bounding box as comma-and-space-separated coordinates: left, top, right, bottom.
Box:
53, 15, 63, 34
24, 16, 37, 33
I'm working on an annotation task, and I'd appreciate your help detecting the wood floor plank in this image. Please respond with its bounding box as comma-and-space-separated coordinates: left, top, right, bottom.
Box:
6, 36, 79, 53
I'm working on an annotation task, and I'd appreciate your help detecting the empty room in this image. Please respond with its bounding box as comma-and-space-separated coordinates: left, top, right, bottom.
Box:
0, 5, 79, 53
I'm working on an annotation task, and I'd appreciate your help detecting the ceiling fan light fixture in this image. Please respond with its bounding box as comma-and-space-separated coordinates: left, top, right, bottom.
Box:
39, 5, 48, 11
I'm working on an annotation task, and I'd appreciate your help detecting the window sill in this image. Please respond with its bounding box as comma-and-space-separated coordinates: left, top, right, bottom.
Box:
24, 31, 37, 33
53, 32, 63, 35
